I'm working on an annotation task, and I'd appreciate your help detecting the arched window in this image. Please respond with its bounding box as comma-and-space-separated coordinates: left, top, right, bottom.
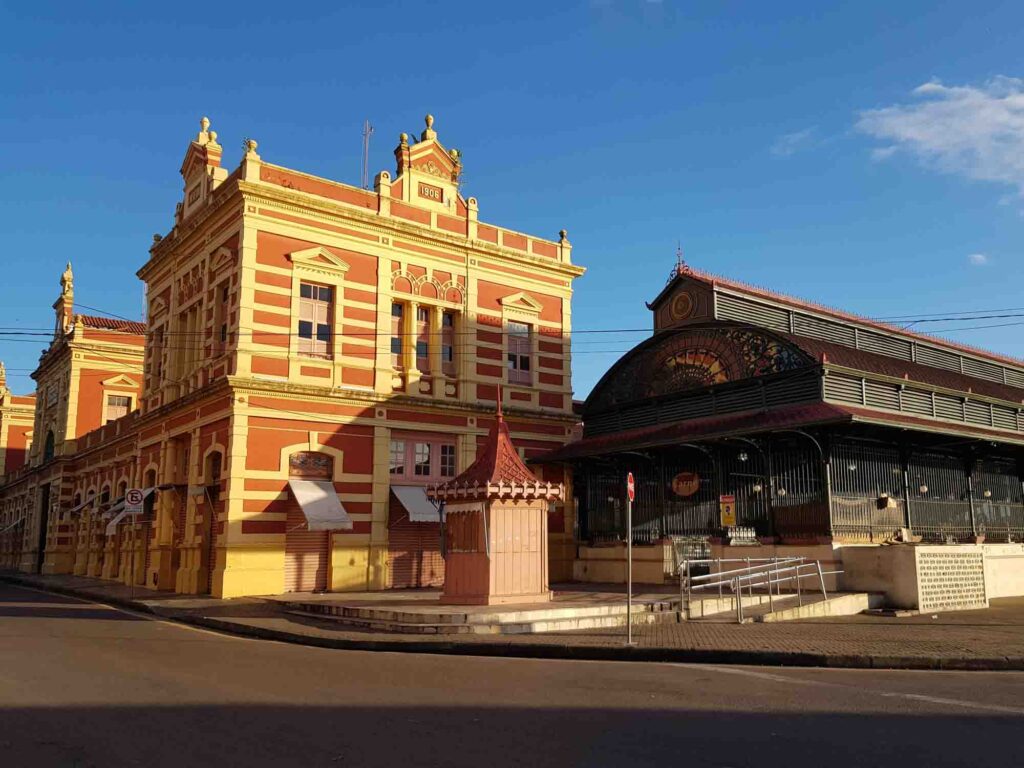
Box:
43, 431, 55, 462
143, 469, 157, 517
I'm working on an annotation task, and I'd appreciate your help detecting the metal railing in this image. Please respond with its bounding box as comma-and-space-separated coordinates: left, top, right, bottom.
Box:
679, 557, 843, 623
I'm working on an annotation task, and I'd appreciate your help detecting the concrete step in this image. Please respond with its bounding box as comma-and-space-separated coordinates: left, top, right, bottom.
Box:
286, 606, 678, 635
286, 599, 677, 627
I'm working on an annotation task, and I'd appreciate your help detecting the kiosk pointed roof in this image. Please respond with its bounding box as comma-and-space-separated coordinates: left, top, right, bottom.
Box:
427, 395, 562, 502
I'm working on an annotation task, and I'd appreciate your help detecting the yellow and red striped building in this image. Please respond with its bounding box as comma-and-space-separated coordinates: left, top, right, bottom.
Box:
0, 114, 584, 597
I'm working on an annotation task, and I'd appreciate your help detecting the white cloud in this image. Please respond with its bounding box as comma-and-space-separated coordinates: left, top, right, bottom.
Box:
967, 253, 990, 266
856, 76, 1024, 196
771, 127, 817, 157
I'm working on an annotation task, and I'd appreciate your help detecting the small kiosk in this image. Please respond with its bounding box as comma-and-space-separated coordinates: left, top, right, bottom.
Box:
427, 403, 563, 606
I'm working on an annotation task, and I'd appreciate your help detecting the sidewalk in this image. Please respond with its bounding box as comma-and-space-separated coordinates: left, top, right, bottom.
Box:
5, 571, 1024, 671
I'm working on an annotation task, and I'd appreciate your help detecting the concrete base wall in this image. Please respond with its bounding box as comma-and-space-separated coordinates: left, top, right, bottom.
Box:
573, 541, 673, 584
982, 543, 1024, 599
838, 545, 920, 609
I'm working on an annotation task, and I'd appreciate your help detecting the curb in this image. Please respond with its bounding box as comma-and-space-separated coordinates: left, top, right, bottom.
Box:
5, 574, 1023, 672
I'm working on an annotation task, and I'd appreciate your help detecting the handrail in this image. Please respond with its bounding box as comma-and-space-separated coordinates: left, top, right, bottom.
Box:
679, 555, 838, 623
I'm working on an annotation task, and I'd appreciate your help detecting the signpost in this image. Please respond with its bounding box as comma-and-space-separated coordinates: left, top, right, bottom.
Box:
125, 489, 145, 599
626, 472, 635, 645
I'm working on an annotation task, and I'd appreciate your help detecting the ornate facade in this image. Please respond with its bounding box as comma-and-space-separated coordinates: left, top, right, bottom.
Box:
0, 114, 584, 597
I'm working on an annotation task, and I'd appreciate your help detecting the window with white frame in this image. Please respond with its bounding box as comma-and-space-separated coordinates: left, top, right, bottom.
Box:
389, 438, 456, 481
298, 283, 332, 357
507, 321, 532, 384
105, 394, 132, 422
389, 440, 406, 475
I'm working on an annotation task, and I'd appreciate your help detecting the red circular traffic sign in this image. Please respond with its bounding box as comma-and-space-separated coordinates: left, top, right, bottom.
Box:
626, 472, 635, 503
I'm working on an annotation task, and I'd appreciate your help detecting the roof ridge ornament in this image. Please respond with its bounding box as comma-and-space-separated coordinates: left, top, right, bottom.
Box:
668, 243, 690, 284
421, 113, 437, 142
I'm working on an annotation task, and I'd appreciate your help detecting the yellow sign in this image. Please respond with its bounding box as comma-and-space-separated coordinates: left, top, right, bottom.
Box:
719, 494, 736, 527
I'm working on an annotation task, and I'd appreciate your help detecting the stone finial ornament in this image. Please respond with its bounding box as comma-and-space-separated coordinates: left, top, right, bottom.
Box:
153, 233, 163, 244
399, 132, 408, 146
60, 261, 74, 296
559, 229, 568, 243
0, 360, 6, 383
421, 113, 437, 142
200, 116, 210, 133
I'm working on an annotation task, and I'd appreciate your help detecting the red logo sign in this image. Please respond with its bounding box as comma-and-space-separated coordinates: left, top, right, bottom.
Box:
626, 472, 635, 503
671, 471, 701, 497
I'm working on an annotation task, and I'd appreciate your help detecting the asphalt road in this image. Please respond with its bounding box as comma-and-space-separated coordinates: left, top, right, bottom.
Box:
2, 582, 1023, 767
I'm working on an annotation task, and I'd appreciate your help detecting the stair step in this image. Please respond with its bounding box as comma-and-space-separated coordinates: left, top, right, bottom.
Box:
287, 607, 679, 635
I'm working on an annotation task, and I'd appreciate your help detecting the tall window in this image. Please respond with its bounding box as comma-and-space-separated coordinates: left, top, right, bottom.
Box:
507, 321, 532, 385
440, 444, 456, 477
442, 311, 456, 377
414, 443, 431, 476
214, 282, 230, 354
152, 326, 165, 384
389, 440, 406, 475
416, 307, 430, 373
298, 283, 332, 357
105, 395, 132, 423
391, 303, 404, 368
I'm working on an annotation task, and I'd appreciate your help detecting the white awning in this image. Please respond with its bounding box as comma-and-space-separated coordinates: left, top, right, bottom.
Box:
0, 516, 25, 534
68, 497, 94, 514
287, 479, 353, 531
105, 509, 129, 536
102, 499, 125, 520
391, 485, 443, 523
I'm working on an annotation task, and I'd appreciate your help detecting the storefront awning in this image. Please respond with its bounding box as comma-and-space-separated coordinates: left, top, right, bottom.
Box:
391, 485, 444, 523
104, 488, 156, 535
101, 498, 125, 520
105, 509, 128, 536
0, 516, 25, 534
68, 497, 94, 514
287, 479, 353, 531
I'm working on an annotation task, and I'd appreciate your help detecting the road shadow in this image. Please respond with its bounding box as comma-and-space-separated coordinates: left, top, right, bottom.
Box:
0, 704, 1019, 768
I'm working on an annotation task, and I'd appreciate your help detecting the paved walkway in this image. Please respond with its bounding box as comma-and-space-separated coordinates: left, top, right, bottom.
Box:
4, 571, 1024, 670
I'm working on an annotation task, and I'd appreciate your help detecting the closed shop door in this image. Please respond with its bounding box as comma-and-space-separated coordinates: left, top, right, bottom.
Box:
284, 502, 328, 592
387, 495, 444, 589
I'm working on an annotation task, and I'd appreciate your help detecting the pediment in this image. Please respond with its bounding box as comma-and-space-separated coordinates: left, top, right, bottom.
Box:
179, 144, 209, 181
100, 374, 139, 389
409, 143, 458, 182
500, 292, 543, 315
210, 246, 235, 272
288, 247, 350, 276
150, 297, 168, 317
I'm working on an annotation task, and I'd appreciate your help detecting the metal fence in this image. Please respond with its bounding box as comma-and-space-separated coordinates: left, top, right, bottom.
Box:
830, 440, 907, 541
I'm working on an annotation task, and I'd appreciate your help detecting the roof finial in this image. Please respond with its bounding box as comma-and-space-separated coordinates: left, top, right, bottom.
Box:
421, 113, 437, 142
668, 242, 689, 283
61, 261, 74, 296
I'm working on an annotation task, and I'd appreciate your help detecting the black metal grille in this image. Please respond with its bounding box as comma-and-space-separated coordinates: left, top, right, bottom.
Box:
830, 439, 906, 541
908, 451, 973, 543
972, 458, 1024, 542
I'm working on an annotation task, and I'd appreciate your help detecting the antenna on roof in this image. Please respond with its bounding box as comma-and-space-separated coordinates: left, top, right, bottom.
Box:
360, 120, 374, 189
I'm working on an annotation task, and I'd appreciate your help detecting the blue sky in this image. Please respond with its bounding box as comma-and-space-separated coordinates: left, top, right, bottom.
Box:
2, 1, 1023, 397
